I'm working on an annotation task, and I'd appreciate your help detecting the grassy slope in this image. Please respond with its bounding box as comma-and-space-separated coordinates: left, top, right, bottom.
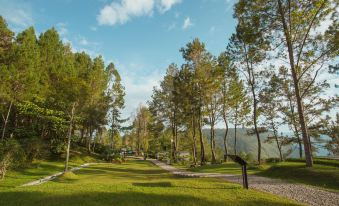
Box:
0, 160, 300, 206
180, 160, 339, 191
0, 149, 100, 190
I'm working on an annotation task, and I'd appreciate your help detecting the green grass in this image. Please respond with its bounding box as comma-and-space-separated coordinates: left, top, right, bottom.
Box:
0, 150, 100, 190
256, 162, 339, 192
180, 162, 264, 175
175, 160, 339, 191
0, 160, 300, 206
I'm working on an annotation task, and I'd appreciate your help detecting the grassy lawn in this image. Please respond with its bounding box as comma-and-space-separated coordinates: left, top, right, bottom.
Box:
0, 150, 100, 190
175, 160, 339, 192
0, 160, 300, 206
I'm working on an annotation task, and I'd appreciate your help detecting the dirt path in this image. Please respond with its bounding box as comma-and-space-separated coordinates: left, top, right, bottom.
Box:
149, 159, 339, 206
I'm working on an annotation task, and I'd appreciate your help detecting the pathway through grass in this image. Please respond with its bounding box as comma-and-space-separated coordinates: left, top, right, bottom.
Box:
179, 160, 339, 191
0, 160, 299, 206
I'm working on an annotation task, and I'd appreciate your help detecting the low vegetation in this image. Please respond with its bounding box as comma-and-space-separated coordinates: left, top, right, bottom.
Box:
0, 160, 300, 206
176, 159, 339, 191
0, 148, 99, 190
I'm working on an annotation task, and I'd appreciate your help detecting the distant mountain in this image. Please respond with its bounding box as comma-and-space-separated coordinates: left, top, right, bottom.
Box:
203, 128, 301, 159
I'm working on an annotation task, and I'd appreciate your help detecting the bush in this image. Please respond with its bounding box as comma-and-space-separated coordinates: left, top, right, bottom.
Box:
0, 138, 25, 179
266, 158, 282, 163
286, 158, 339, 167
21, 136, 44, 163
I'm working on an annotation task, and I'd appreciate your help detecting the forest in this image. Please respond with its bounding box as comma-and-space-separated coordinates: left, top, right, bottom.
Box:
0, 16, 126, 179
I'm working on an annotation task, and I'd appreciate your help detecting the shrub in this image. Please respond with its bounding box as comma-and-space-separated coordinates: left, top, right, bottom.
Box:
0, 138, 25, 179
266, 158, 282, 163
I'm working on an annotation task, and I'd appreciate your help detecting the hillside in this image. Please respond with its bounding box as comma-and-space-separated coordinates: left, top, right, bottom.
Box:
203, 128, 299, 159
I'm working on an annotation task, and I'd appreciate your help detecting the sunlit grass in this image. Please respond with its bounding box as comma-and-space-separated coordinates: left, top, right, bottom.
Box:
0, 160, 300, 206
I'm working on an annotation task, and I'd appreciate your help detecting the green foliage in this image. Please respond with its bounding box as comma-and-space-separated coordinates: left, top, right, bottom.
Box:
0, 139, 25, 179
0, 16, 124, 177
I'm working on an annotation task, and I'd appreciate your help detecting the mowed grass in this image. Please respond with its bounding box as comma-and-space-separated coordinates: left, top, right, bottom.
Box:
178, 160, 339, 191
0, 150, 100, 190
0, 160, 300, 206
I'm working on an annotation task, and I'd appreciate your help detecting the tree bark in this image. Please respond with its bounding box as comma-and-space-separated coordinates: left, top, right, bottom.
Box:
223, 114, 229, 162
234, 106, 238, 155
210, 119, 217, 164
278, 0, 313, 167
191, 115, 197, 165
198, 107, 205, 165
251, 84, 261, 164
64, 102, 76, 172
1, 101, 13, 140
272, 120, 283, 161
288, 98, 303, 158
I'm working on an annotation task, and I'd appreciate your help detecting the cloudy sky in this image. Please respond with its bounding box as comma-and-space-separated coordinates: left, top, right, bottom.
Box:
0, 0, 237, 120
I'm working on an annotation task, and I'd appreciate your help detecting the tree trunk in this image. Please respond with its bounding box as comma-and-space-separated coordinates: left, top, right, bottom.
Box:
210, 119, 217, 164
278, 0, 313, 167
223, 115, 229, 162
198, 108, 205, 165
251, 85, 261, 164
234, 107, 238, 155
191, 115, 197, 165
272, 121, 283, 161
171, 121, 177, 162
289, 99, 303, 158
1, 101, 13, 140
64, 102, 76, 172
87, 127, 92, 154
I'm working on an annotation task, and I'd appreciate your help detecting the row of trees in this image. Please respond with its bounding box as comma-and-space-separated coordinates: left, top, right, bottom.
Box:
126, 0, 338, 167
0, 16, 125, 179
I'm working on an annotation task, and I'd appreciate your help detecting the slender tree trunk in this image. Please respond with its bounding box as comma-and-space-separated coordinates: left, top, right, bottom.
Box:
111, 114, 115, 150
272, 121, 283, 161
251, 85, 261, 164
223, 114, 229, 162
278, 0, 313, 167
1, 101, 13, 140
198, 107, 205, 165
191, 115, 197, 165
171, 121, 177, 162
80, 127, 84, 145
234, 107, 238, 155
64, 103, 76, 172
289, 99, 303, 158
87, 127, 92, 154
210, 118, 217, 164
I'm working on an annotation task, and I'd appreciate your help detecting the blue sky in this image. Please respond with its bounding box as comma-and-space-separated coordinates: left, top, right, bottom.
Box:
0, 0, 237, 119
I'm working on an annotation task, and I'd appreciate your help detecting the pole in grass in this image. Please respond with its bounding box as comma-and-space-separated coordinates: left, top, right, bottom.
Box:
227, 155, 248, 189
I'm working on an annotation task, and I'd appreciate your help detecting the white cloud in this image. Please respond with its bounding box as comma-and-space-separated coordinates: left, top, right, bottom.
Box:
56, 23, 68, 36
167, 22, 176, 31
97, 0, 181, 26
115, 61, 163, 120
97, 0, 155, 26
90, 26, 98, 31
182, 17, 193, 29
79, 37, 89, 46
0, 0, 33, 28
158, 0, 181, 13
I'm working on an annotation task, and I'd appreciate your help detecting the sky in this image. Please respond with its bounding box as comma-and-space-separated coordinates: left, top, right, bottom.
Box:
0, 0, 237, 121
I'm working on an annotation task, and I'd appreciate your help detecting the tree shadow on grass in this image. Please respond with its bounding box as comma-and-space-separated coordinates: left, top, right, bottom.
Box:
0, 190, 300, 206
132, 182, 240, 190
133, 182, 172, 187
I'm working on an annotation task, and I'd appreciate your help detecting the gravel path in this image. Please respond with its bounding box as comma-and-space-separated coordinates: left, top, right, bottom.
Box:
149, 159, 339, 206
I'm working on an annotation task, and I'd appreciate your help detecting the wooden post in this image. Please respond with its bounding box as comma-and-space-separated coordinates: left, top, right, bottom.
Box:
228, 155, 249, 189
